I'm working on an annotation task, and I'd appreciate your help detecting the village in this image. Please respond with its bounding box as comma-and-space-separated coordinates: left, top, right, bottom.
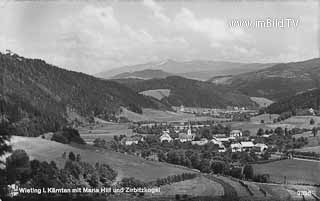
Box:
121, 123, 269, 155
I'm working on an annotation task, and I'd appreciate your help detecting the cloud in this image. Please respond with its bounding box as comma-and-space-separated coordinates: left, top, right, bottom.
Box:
56, 5, 189, 74
174, 8, 249, 47
143, 0, 170, 24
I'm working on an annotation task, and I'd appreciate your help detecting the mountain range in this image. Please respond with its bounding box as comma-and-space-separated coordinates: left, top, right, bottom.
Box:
96, 59, 275, 81
2, 50, 320, 136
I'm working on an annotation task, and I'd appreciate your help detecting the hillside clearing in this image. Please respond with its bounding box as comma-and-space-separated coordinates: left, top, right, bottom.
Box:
139, 89, 171, 101
250, 97, 274, 108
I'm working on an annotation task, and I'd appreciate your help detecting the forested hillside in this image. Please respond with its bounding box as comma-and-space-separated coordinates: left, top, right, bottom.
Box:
266, 88, 320, 114
114, 76, 257, 108
226, 58, 320, 100
0, 52, 166, 136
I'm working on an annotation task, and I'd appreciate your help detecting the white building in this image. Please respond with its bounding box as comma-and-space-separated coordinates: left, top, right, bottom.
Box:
309, 108, 315, 115
230, 130, 242, 138
160, 133, 173, 142
180, 105, 185, 112
218, 144, 226, 153
240, 141, 255, 152
254, 143, 268, 153
231, 143, 242, 152
122, 135, 144, 146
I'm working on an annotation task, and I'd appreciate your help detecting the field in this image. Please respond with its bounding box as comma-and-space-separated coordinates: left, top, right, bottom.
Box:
11, 136, 196, 182
295, 146, 320, 154
78, 123, 133, 144
253, 159, 320, 185
230, 115, 320, 136
282, 116, 320, 129
293, 131, 320, 148
119, 108, 214, 122
250, 114, 280, 124
152, 175, 224, 197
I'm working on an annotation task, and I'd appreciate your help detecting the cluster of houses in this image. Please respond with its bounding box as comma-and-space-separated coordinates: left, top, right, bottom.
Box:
159, 127, 268, 154
174, 105, 258, 118
120, 124, 268, 154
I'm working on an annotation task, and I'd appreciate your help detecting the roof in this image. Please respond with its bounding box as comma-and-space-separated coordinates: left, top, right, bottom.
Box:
231, 143, 242, 148
240, 141, 254, 147
160, 133, 172, 139
255, 143, 268, 147
231, 130, 242, 133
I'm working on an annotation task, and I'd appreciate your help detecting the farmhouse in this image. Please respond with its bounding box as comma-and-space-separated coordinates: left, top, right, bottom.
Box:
254, 143, 268, 153
231, 143, 242, 152
122, 135, 144, 146
240, 141, 255, 152
230, 130, 242, 138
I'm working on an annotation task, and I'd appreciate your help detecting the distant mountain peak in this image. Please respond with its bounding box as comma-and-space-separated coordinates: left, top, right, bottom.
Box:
111, 69, 173, 80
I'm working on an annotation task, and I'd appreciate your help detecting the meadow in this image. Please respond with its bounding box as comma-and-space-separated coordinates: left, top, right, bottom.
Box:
78, 123, 133, 144
253, 159, 320, 185
119, 108, 214, 122
10, 136, 196, 182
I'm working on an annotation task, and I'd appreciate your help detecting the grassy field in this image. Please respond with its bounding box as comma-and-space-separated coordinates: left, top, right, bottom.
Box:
295, 146, 320, 154
230, 115, 320, 136
293, 131, 320, 148
152, 175, 224, 197
78, 123, 133, 144
119, 108, 214, 122
282, 116, 320, 129
11, 136, 196, 182
253, 159, 320, 185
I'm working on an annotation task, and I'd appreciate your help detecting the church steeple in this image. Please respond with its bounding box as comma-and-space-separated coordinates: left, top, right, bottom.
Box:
187, 123, 191, 135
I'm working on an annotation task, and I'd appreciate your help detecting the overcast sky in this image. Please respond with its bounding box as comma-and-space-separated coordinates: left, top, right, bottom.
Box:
0, 0, 319, 74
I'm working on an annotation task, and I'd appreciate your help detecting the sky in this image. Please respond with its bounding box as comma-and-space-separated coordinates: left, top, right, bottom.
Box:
0, 0, 319, 75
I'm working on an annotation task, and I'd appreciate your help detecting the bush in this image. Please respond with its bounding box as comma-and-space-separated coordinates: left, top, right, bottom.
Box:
51, 132, 68, 144
51, 127, 85, 145
253, 174, 270, 183
310, 118, 315, 125
230, 168, 242, 179
243, 165, 254, 180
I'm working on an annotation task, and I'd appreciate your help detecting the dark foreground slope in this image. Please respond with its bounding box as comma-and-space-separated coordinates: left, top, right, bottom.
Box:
0, 52, 166, 136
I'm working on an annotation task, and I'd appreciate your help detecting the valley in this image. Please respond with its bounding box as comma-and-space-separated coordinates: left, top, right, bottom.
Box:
1, 52, 320, 201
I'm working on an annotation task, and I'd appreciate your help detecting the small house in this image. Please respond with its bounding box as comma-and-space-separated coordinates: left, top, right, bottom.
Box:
230, 130, 242, 138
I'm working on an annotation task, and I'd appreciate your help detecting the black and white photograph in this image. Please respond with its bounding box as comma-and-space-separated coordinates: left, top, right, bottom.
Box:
0, 0, 319, 200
